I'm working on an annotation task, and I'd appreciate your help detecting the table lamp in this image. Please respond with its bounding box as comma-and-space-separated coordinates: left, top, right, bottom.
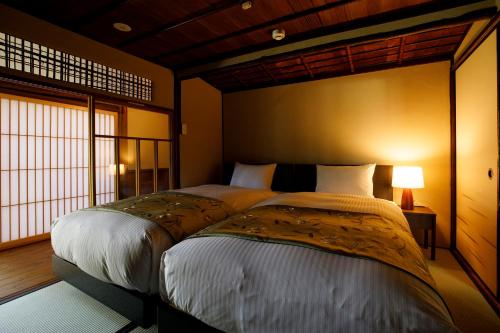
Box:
392, 166, 424, 210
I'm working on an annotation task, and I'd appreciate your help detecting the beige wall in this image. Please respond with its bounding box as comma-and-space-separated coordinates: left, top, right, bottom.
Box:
0, 4, 174, 109
126, 108, 170, 169
454, 19, 489, 61
180, 78, 222, 187
224, 62, 452, 247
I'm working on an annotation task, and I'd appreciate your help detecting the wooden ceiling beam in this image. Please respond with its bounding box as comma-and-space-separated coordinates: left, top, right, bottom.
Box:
260, 63, 278, 83
73, 0, 130, 28
398, 37, 406, 64
346, 46, 354, 73
299, 55, 314, 78
154, 0, 355, 61
404, 31, 465, 45
118, 0, 240, 48
231, 71, 247, 87
274, 66, 308, 75
177, 0, 497, 78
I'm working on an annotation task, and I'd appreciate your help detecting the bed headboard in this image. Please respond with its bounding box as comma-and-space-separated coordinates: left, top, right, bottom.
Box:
222, 163, 393, 201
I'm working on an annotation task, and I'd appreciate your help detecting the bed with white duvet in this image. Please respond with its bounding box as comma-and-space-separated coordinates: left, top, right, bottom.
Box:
51, 184, 277, 294
159, 192, 458, 333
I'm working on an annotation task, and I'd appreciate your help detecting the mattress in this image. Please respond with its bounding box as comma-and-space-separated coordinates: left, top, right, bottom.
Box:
160, 193, 457, 333
51, 185, 277, 294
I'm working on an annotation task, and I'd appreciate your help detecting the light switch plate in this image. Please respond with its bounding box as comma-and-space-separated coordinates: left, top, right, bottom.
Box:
182, 123, 188, 135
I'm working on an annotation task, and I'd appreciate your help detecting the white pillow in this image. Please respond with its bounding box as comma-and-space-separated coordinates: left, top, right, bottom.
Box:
230, 163, 277, 190
316, 164, 376, 197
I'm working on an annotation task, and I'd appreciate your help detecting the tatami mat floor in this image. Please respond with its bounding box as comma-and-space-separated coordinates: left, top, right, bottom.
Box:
428, 248, 499, 333
0, 281, 130, 333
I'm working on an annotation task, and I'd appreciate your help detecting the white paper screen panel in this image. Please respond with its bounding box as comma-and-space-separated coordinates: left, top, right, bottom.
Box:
0, 93, 115, 243
95, 112, 115, 206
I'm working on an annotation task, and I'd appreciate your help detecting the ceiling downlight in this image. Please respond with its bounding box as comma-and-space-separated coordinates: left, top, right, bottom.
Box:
113, 22, 132, 32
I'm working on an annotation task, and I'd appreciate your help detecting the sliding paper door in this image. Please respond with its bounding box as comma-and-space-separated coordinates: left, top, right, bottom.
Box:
0, 94, 88, 244
456, 30, 498, 295
95, 110, 116, 205
0, 92, 115, 246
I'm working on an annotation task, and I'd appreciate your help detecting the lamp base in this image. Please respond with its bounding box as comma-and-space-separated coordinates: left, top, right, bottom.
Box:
401, 188, 414, 210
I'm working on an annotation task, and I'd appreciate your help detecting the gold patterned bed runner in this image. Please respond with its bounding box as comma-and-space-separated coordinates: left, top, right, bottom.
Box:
191, 205, 435, 287
86, 192, 234, 242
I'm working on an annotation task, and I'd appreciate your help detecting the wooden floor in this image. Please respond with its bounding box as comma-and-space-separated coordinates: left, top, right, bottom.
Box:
0, 240, 57, 301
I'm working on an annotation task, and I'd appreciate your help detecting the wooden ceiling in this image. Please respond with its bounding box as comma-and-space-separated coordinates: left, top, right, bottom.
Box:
1, 0, 496, 92
201, 24, 470, 92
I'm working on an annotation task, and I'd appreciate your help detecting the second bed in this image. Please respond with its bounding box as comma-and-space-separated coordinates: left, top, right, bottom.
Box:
157, 164, 458, 333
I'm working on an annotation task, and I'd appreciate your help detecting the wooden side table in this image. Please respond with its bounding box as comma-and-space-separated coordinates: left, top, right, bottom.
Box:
401, 206, 436, 260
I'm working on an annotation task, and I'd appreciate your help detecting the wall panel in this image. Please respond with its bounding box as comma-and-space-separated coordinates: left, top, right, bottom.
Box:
224, 62, 451, 246
456, 31, 497, 294
180, 78, 222, 187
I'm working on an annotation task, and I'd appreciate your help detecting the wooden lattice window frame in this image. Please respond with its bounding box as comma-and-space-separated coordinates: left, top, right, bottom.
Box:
0, 32, 152, 101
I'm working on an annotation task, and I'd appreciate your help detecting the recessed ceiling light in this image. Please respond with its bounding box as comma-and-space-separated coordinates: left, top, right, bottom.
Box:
113, 22, 132, 32
241, 1, 253, 10
272, 29, 285, 41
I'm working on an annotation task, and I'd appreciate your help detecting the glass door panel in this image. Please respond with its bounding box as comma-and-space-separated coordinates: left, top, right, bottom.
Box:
158, 141, 171, 191
118, 138, 136, 200
139, 140, 154, 195
95, 104, 173, 200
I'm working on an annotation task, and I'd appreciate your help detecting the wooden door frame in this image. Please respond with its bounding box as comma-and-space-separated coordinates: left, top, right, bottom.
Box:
450, 14, 499, 315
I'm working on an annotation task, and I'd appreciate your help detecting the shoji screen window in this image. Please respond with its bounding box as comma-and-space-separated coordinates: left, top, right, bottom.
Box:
95, 110, 116, 205
0, 93, 88, 244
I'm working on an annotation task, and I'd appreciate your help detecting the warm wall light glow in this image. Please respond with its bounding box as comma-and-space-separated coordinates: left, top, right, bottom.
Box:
392, 166, 424, 189
109, 164, 126, 176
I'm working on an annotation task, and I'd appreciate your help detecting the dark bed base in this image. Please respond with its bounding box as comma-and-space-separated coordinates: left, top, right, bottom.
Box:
51, 255, 157, 328
157, 301, 222, 333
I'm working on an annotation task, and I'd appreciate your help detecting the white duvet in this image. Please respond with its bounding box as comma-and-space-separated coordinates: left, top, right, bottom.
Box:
51, 185, 277, 294
160, 193, 457, 333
